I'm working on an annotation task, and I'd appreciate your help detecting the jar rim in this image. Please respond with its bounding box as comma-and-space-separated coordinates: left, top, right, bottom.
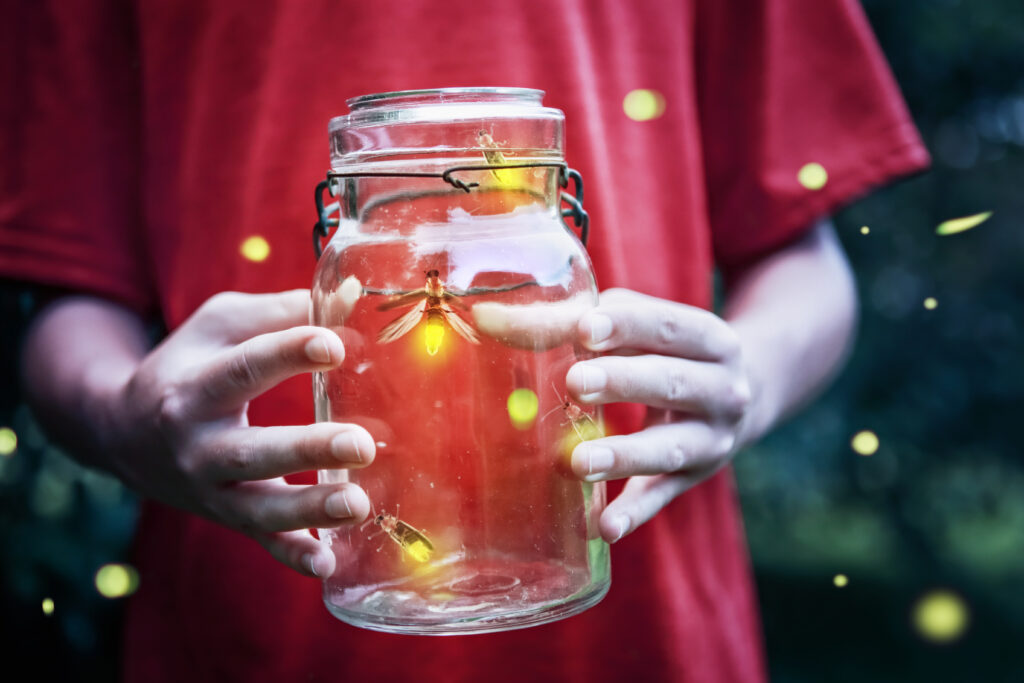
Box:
346, 87, 545, 109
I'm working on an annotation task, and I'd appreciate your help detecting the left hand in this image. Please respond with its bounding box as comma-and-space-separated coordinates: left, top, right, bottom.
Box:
566, 288, 755, 543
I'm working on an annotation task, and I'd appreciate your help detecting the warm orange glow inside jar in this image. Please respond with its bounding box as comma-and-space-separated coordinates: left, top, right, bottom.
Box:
311, 88, 608, 634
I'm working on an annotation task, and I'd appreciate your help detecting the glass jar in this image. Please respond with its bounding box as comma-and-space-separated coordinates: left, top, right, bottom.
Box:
311, 88, 608, 634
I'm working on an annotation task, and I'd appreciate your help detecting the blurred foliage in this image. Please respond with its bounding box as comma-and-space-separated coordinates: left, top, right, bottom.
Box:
1, 0, 1023, 680
733, 0, 1024, 680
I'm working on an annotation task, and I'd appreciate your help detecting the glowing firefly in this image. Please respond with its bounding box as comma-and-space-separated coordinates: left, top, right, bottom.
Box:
363, 506, 434, 563
376, 270, 480, 355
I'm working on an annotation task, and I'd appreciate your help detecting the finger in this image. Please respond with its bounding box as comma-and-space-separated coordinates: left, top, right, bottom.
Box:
579, 290, 740, 361
224, 480, 370, 534
599, 473, 701, 543
258, 529, 337, 578
471, 293, 592, 350
191, 326, 344, 413
566, 355, 750, 418
570, 421, 729, 482
188, 290, 312, 344
200, 423, 376, 481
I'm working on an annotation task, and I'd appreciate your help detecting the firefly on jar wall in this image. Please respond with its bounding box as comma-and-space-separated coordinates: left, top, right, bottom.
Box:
547, 383, 603, 442
362, 505, 435, 563
367, 270, 543, 356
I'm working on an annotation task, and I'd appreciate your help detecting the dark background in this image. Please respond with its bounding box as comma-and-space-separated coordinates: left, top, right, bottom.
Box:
2, 0, 1022, 679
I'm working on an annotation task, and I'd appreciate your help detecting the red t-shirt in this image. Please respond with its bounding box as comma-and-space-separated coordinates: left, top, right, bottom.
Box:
0, 1, 928, 680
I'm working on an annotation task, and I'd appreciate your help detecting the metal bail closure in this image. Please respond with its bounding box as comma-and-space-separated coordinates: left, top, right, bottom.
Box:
313, 178, 341, 259
559, 168, 589, 247
312, 164, 591, 259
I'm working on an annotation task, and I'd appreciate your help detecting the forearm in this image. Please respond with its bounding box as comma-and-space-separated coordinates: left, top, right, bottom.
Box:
724, 220, 858, 446
21, 295, 149, 471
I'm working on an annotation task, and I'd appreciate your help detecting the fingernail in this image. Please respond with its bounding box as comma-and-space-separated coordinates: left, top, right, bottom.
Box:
325, 491, 353, 518
582, 447, 614, 481
579, 365, 607, 397
302, 552, 320, 577
305, 337, 332, 364
587, 313, 613, 347
610, 515, 629, 543
332, 432, 364, 463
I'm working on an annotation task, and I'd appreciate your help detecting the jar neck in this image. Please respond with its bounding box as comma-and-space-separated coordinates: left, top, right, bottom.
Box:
328, 87, 564, 169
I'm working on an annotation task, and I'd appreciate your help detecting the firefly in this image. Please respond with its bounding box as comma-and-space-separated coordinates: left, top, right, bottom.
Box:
376, 270, 480, 355
363, 506, 434, 563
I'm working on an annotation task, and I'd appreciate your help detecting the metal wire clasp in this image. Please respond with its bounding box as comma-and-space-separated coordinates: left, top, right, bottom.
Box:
313, 164, 590, 259
313, 177, 341, 260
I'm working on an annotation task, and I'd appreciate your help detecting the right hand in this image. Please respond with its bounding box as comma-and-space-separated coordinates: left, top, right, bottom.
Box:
102, 290, 374, 578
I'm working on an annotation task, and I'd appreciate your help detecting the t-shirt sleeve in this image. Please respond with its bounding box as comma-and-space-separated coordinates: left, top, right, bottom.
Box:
0, 0, 155, 314
695, 0, 930, 274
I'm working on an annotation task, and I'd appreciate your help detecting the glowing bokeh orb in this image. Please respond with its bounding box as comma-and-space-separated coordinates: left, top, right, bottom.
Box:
95, 563, 140, 599
623, 89, 666, 121
507, 388, 540, 430
924, 297, 938, 310
0, 427, 16, 456
797, 163, 828, 190
42, 598, 54, 615
833, 574, 849, 587
851, 430, 879, 456
935, 211, 992, 236
913, 590, 969, 643
860, 226, 870, 235
240, 235, 271, 262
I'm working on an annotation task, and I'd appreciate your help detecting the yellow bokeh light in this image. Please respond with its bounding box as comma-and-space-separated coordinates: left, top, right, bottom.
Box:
95, 563, 140, 599
424, 317, 445, 356
406, 540, 432, 563
924, 297, 938, 310
851, 430, 879, 456
936, 211, 992, 236
0, 427, 16, 456
507, 388, 539, 429
240, 235, 270, 262
797, 163, 828, 190
913, 590, 969, 643
860, 226, 870, 235
42, 598, 54, 615
623, 89, 666, 121
833, 574, 849, 587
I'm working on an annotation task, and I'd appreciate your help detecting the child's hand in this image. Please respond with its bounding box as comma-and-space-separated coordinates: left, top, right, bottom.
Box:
103, 290, 374, 578
566, 288, 754, 543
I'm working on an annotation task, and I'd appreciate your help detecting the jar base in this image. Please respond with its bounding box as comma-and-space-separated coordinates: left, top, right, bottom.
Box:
323, 557, 610, 635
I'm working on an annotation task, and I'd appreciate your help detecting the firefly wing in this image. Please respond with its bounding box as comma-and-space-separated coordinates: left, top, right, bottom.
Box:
394, 521, 434, 551
378, 300, 428, 344
440, 303, 480, 344
455, 280, 541, 297
377, 289, 428, 311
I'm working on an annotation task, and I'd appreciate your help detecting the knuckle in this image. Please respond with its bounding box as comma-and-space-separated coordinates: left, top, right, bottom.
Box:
664, 443, 688, 472
723, 378, 752, 418
202, 291, 244, 317
225, 344, 260, 389
226, 430, 261, 476
716, 432, 738, 458
655, 312, 683, 347
156, 385, 190, 433
244, 501, 276, 534
663, 368, 691, 405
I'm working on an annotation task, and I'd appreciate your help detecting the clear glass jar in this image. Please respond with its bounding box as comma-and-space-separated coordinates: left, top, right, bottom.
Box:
311, 88, 608, 634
